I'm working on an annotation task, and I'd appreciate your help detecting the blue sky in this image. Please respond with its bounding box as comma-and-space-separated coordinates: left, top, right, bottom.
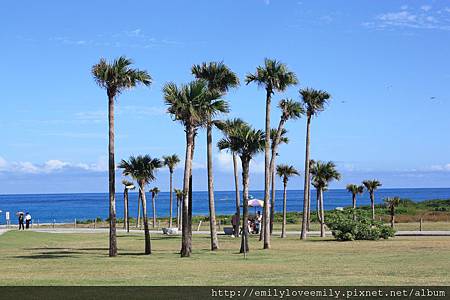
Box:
1, 0, 450, 194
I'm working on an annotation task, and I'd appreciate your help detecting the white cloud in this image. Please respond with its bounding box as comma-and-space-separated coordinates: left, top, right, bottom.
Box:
0, 156, 7, 170
364, 5, 450, 31
430, 163, 450, 171
0, 157, 108, 174
215, 152, 264, 174
401, 5, 408, 10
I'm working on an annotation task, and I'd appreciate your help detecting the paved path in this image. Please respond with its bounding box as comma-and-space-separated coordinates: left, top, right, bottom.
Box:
23, 228, 450, 237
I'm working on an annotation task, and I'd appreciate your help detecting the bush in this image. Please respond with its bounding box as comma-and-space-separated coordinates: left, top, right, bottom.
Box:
326, 209, 395, 241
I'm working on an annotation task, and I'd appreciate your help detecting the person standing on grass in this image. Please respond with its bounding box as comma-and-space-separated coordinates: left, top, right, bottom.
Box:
18, 213, 24, 230
25, 212, 32, 229
231, 213, 239, 237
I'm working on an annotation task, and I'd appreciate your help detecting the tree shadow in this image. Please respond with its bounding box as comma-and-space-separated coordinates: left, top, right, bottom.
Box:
15, 250, 79, 259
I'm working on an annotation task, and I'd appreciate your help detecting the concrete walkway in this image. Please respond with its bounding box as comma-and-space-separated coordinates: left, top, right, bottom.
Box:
22, 228, 450, 237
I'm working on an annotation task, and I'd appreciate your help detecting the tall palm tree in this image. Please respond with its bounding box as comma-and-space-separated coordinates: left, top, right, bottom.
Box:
384, 196, 401, 228
346, 184, 364, 220
216, 118, 246, 237
218, 122, 265, 253
299, 88, 331, 240
164, 79, 220, 257
246, 58, 298, 249
310, 161, 341, 237
363, 179, 382, 221
269, 99, 304, 234
192, 61, 238, 251
174, 188, 183, 230
92, 56, 151, 257
121, 180, 135, 233
150, 187, 160, 228
119, 155, 162, 254
163, 154, 180, 228
276, 164, 299, 238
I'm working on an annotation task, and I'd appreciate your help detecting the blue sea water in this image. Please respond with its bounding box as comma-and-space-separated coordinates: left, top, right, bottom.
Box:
0, 188, 449, 224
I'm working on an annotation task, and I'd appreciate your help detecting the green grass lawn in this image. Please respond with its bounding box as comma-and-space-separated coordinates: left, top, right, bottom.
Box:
0, 230, 449, 286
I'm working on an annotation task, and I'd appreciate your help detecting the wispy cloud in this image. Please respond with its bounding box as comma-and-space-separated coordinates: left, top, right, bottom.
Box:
364, 5, 450, 31
49, 28, 182, 49
0, 156, 108, 174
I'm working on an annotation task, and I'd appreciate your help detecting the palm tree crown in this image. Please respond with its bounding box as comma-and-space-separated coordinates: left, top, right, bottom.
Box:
118, 155, 162, 185
270, 128, 289, 149
276, 164, 300, 184
150, 187, 160, 197
245, 58, 298, 93
362, 180, 382, 193
92, 56, 151, 97
300, 88, 331, 117
310, 161, 341, 189
346, 184, 364, 195
192, 61, 240, 94
217, 122, 265, 160
122, 179, 135, 190
163, 154, 180, 173
278, 98, 304, 121
384, 196, 401, 209
163, 80, 223, 128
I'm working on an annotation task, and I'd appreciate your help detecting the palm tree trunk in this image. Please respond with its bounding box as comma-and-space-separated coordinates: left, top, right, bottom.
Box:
169, 171, 173, 228
137, 192, 141, 229
352, 193, 357, 221
181, 126, 194, 257
319, 188, 325, 237
390, 206, 395, 228
124, 188, 128, 231
140, 182, 151, 254
206, 123, 219, 251
240, 158, 250, 253
270, 168, 275, 235
301, 115, 311, 239
188, 136, 195, 254
152, 194, 156, 228
126, 190, 129, 233
306, 183, 311, 231
177, 197, 181, 230
371, 192, 375, 221
281, 180, 288, 238
316, 189, 321, 221
232, 153, 240, 237
107, 94, 117, 257
263, 88, 272, 249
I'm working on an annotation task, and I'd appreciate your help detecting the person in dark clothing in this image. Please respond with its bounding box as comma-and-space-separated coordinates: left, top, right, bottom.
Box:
18, 213, 25, 230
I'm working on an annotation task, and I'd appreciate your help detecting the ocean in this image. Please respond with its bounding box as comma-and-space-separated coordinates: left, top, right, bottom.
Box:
0, 188, 449, 224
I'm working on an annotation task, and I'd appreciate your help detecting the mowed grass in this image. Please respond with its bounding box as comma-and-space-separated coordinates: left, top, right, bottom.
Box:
0, 230, 449, 286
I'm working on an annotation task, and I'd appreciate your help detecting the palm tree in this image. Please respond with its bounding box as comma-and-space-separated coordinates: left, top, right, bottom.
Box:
119, 155, 162, 254
192, 61, 238, 251
150, 187, 160, 228
363, 179, 382, 221
174, 188, 183, 230
384, 196, 401, 228
218, 122, 265, 253
310, 161, 341, 237
92, 56, 151, 257
164, 79, 219, 257
346, 184, 364, 220
216, 118, 246, 237
163, 155, 180, 228
121, 180, 135, 232
246, 58, 298, 249
269, 99, 304, 234
299, 88, 331, 240
276, 164, 299, 238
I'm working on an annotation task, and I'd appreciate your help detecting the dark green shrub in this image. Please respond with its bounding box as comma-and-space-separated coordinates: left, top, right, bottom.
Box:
326, 209, 395, 241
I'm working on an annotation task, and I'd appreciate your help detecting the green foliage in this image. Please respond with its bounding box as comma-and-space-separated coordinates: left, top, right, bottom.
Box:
326, 210, 395, 241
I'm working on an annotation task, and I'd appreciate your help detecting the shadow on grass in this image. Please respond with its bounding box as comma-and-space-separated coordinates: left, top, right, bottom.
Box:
15, 251, 79, 259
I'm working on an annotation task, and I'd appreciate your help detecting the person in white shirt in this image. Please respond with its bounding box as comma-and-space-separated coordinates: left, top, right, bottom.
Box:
25, 212, 32, 229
